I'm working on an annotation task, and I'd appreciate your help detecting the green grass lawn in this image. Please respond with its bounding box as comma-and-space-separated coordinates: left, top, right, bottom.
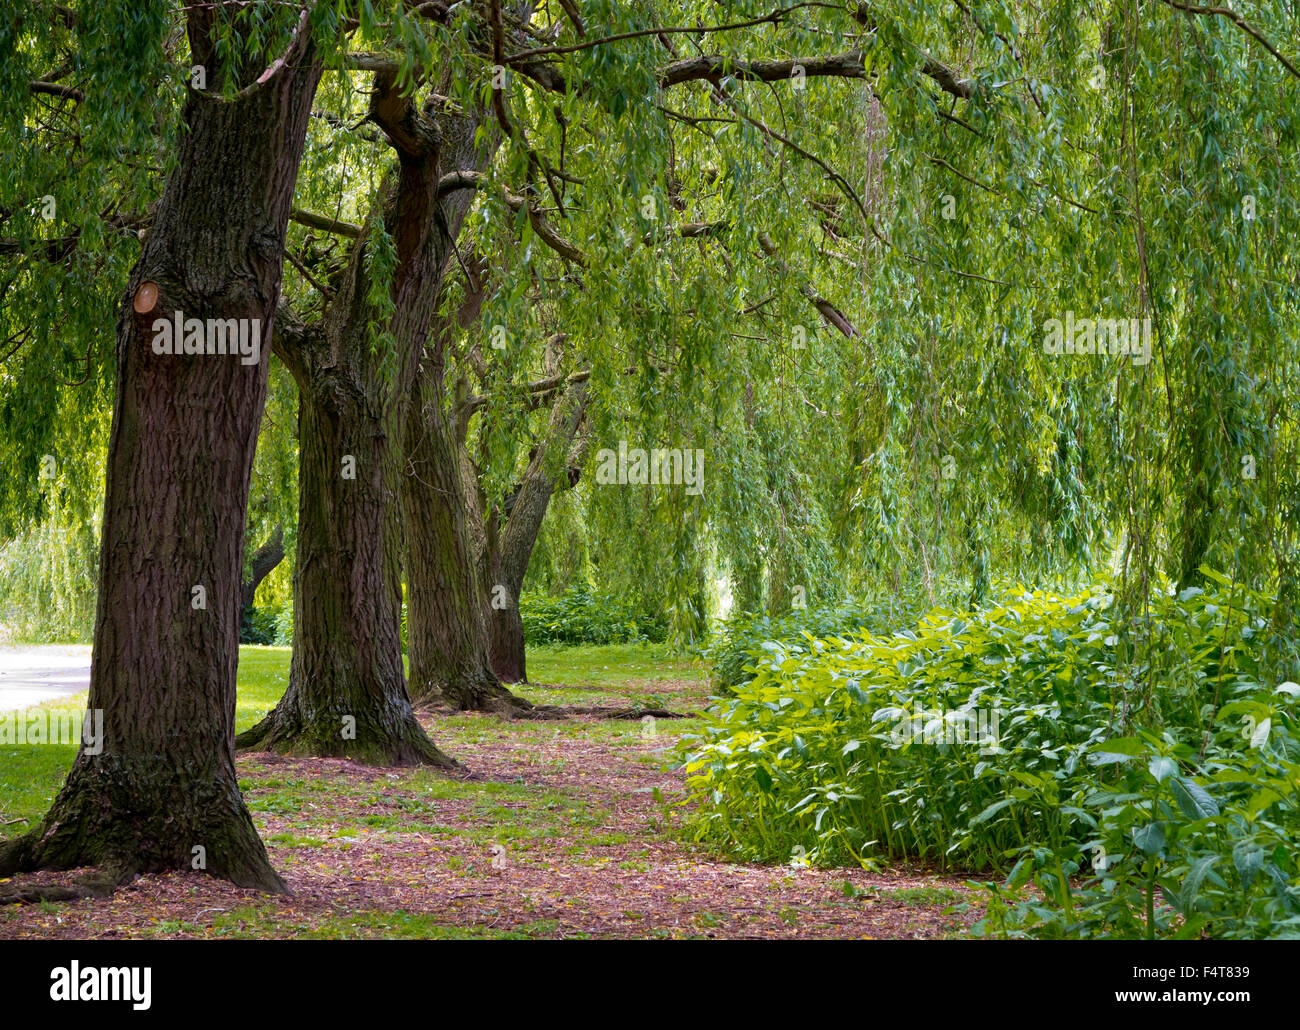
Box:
527, 642, 704, 688
0, 701, 80, 837
1, 642, 971, 940
2, 642, 707, 837
234, 645, 293, 733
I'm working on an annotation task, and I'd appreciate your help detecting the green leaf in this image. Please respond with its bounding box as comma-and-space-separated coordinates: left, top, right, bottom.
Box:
1232, 841, 1264, 891
1148, 755, 1178, 783
971, 798, 1014, 825
1178, 855, 1217, 913
1170, 777, 1219, 820
1094, 736, 1146, 756
1133, 821, 1166, 855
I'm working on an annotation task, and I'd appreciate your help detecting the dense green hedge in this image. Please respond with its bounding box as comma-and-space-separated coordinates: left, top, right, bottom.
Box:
521, 585, 667, 645
681, 574, 1300, 939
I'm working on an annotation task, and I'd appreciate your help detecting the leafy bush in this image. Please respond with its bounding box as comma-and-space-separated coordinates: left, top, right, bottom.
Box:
239, 605, 279, 645
705, 600, 919, 691
973, 723, 1300, 939
680, 575, 1300, 937
241, 601, 293, 647
521, 585, 667, 646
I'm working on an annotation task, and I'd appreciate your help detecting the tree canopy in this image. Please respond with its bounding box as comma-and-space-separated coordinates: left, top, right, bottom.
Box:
1, 0, 1298, 911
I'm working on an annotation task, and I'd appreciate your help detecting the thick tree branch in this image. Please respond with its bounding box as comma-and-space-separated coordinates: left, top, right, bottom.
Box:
556, 0, 586, 37
368, 68, 441, 157
28, 80, 84, 103
241, 525, 285, 613
1159, 0, 1300, 80
659, 51, 864, 87
290, 207, 363, 238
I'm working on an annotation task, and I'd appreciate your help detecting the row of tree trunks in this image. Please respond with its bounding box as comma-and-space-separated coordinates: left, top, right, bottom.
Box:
235, 65, 489, 763
0, 14, 324, 893
404, 282, 589, 700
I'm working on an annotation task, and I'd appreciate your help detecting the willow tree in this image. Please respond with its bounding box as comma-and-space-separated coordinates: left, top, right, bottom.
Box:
396, 0, 946, 701
236, 51, 493, 761
790, 0, 1300, 708
399, 257, 591, 698
425, 279, 592, 687
0, 1, 162, 641
230, 3, 550, 740
476, 371, 590, 684
0, 1, 336, 893
218, 0, 896, 715
851, 1, 1296, 605
454, 0, 1299, 645
402, 266, 538, 710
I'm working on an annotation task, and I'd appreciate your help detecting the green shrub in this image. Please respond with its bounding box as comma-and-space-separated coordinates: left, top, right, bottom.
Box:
972, 723, 1300, 939
239, 605, 279, 645
520, 585, 667, 646
705, 600, 918, 691
680, 575, 1300, 937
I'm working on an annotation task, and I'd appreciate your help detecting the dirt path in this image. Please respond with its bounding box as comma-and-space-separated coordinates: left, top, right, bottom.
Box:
0, 676, 974, 939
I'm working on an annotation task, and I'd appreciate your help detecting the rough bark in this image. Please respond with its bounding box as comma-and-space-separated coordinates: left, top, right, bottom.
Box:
483, 383, 589, 682
240, 524, 285, 611
395, 134, 532, 712
404, 358, 532, 713
406, 294, 587, 697
0, 17, 323, 892
234, 362, 455, 764
238, 64, 489, 759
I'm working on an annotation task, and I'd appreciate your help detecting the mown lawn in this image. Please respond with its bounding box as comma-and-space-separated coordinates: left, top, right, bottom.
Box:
3, 642, 702, 836
1, 643, 971, 939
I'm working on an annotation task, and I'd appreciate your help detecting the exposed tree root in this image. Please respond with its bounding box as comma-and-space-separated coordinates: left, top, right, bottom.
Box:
417, 694, 565, 721
559, 706, 693, 720
0, 865, 128, 907
236, 708, 460, 769
410, 668, 547, 719
0, 760, 289, 895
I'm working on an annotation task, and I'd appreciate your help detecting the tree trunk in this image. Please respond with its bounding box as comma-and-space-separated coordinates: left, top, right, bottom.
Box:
239, 524, 285, 633
239, 67, 495, 753
484, 383, 589, 682
234, 367, 456, 764
404, 363, 533, 712
0, 18, 322, 892
483, 519, 527, 682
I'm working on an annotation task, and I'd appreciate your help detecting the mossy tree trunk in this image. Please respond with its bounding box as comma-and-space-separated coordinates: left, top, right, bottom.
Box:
0, 15, 323, 892
404, 357, 533, 712
237, 66, 488, 763
404, 309, 587, 705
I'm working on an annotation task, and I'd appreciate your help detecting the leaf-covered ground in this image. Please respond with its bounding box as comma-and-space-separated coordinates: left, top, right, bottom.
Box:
0, 645, 974, 939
